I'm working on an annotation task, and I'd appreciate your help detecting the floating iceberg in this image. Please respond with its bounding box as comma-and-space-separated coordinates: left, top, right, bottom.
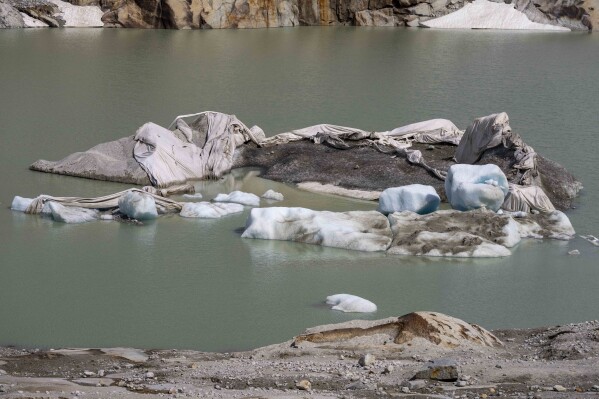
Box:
445, 164, 509, 212
377, 185, 440, 215
11, 196, 34, 212
47, 202, 99, 223
422, 0, 569, 31
118, 191, 158, 220
326, 294, 377, 313
242, 207, 392, 252
214, 191, 260, 207
180, 202, 244, 218
261, 189, 284, 201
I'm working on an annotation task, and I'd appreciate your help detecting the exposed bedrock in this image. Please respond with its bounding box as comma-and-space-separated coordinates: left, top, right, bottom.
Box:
98, 0, 594, 29
0, 0, 25, 27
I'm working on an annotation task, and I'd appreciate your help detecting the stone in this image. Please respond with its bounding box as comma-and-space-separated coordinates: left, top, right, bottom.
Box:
553, 385, 567, 392
0, 1, 25, 28
296, 379, 311, 390
402, 379, 426, 390
412, 359, 459, 382
358, 354, 375, 367
145, 371, 155, 378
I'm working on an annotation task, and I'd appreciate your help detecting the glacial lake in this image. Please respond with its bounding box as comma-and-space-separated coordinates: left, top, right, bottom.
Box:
0, 28, 598, 352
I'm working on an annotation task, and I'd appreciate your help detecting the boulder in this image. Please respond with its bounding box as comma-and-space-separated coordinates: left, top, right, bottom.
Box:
241, 207, 393, 252
326, 294, 377, 313
214, 191, 260, 207
386, 209, 520, 258
355, 9, 395, 26
180, 202, 244, 218
412, 359, 459, 382
118, 190, 158, 220
445, 164, 509, 212
377, 184, 440, 215
1, 1, 25, 27
292, 311, 503, 348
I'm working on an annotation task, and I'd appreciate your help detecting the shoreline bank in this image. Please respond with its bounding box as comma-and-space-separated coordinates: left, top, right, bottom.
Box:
1, 312, 598, 398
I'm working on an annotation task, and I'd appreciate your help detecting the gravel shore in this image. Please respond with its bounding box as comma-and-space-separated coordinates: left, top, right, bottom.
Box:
1, 314, 599, 399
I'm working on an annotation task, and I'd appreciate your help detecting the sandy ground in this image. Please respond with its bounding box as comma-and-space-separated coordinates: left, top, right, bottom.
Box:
1, 317, 599, 399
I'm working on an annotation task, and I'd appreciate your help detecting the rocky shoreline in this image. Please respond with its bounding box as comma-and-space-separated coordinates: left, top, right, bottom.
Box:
1, 0, 597, 30
1, 312, 599, 398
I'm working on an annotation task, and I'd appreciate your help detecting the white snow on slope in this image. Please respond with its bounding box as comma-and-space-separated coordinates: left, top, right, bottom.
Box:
48, 0, 103, 27
422, 0, 569, 31
20, 12, 49, 27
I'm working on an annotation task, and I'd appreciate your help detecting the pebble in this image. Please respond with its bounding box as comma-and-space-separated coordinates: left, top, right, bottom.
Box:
400, 386, 410, 393
359, 354, 375, 367
382, 365, 394, 374
456, 381, 467, 387
296, 379, 311, 391
145, 372, 155, 379
591, 385, 599, 392
553, 385, 567, 392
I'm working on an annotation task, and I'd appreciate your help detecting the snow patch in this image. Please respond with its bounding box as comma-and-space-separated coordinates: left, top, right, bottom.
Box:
48, 0, 103, 27
422, 0, 569, 31
326, 294, 377, 313
20, 12, 49, 27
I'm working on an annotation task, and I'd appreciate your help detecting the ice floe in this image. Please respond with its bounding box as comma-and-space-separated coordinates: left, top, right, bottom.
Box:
422, 0, 569, 31
326, 294, 377, 313
214, 191, 260, 207
47, 202, 99, 223
445, 164, 509, 212
118, 190, 158, 220
180, 202, 244, 218
241, 207, 392, 252
261, 189, 284, 201
377, 184, 440, 215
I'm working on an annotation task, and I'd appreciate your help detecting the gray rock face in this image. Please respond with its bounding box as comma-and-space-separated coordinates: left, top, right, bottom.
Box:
0, 0, 25, 27
100, 0, 593, 29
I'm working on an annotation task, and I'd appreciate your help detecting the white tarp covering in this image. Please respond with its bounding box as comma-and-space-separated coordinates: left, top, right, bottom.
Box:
382, 119, 464, 145
455, 112, 510, 164
502, 184, 555, 213
422, 0, 569, 31
133, 112, 258, 188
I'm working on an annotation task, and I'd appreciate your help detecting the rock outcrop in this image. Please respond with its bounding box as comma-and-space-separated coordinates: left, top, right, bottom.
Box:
292, 311, 503, 349
100, 0, 594, 29
0, 0, 25, 27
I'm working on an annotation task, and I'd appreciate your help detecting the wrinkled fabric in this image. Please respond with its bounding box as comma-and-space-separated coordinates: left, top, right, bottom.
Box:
455, 112, 510, 164
502, 184, 555, 213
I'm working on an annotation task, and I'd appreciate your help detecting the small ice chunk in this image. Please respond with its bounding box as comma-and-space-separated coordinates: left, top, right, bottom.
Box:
377, 184, 440, 215
326, 294, 377, 313
47, 202, 98, 223
568, 249, 580, 255
180, 202, 244, 218
118, 191, 158, 220
214, 191, 260, 207
182, 193, 203, 200
445, 164, 509, 212
261, 189, 284, 201
11, 196, 34, 212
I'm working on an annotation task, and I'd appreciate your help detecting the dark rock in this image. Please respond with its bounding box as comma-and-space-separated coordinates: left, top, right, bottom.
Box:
412, 359, 459, 382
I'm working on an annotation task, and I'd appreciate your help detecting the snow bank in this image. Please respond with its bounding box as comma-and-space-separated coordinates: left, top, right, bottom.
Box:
118, 190, 158, 220
445, 164, 509, 212
377, 184, 440, 215
326, 294, 377, 313
48, 0, 103, 27
422, 0, 569, 31
261, 189, 284, 201
48, 202, 98, 223
214, 191, 260, 207
241, 207, 393, 252
180, 202, 244, 218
